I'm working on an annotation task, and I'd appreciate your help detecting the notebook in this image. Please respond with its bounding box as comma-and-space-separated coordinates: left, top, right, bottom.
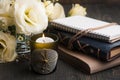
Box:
50, 29, 120, 61
51, 15, 120, 43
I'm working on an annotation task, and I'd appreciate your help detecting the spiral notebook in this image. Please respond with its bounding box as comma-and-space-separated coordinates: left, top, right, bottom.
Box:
51, 16, 120, 43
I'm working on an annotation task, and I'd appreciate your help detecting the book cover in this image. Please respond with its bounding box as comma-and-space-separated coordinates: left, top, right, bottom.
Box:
58, 45, 120, 74
49, 29, 120, 61
51, 15, 120, 43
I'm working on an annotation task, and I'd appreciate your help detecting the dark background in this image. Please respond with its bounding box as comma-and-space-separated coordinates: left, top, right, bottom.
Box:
59, 0, 120, 5
0, 0, 120, 80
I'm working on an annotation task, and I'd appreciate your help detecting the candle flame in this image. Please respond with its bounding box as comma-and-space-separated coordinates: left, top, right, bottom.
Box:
42, 33, 45, 43
42, 33, 45, 38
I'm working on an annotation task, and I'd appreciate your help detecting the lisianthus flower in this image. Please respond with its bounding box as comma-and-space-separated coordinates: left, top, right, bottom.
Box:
0, 31, 17, 63
14, 0, 48, 35
0, 0, 14, 30
0, 17, 14, 31
44, 0, 52, 7
0, 0, 14, 17
68, 4, 87, 16
45, 1, 65, 21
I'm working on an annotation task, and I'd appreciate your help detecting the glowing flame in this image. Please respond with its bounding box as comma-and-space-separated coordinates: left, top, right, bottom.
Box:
42, 33, 45, 38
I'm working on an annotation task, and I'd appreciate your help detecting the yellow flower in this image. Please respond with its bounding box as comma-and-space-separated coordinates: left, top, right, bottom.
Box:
0, 31, 17, 63
14, 0, 48, 35
45, 1, 65, 21
68, 4, 87, 16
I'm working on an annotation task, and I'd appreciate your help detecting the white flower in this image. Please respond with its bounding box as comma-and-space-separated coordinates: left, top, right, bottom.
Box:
68, 4, 87, 16
45, 1, 65, 21
0, 31, 17, 63
37, 0, 42, 2
0, 0, 14, 29
0, 17, 14, 30
0, 0, 14, 17
44, 0, 52, 7
14, 0, 48, 35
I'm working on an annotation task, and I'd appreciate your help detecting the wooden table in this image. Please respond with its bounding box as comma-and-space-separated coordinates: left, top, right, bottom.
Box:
0, 59, 119, 80
0, 4, 120, 80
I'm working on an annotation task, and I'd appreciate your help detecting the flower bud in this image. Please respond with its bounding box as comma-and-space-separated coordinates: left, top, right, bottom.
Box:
45, 2, 65, 21
68, 4, 87, 16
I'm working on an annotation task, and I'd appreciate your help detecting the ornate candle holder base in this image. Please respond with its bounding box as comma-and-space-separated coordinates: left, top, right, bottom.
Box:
31, 49, 58, 74
30, 33, 59, 74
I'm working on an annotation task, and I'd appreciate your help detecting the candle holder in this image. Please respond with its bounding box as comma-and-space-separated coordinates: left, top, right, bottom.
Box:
31, 49, 58, 74
30, 33, 59, 74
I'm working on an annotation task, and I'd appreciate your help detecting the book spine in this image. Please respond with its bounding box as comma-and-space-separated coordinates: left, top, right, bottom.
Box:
49, 29, 109, 61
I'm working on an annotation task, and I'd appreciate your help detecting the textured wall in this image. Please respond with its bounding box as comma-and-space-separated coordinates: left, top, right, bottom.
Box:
106, 0, 120, 5
59, 0, 120, 5
59, 0, 103, 4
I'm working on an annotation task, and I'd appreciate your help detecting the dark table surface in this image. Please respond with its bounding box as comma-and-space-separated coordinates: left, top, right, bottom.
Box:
0, 4, 120, 80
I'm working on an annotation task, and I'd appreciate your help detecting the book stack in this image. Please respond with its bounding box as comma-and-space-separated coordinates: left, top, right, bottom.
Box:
50, 15, 120, 74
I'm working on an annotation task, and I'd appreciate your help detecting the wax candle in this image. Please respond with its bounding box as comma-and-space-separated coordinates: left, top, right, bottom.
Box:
36, 34, 54, 43
31, 33, 59, 50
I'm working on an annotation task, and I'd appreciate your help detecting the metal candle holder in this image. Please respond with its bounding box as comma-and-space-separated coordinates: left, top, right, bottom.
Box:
30, 33, 59, 74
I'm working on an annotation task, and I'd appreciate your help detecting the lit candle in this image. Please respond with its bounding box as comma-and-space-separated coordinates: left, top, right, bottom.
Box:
31, 33, 58, 50
36, 34, 54, 43
31, 33, 59, 74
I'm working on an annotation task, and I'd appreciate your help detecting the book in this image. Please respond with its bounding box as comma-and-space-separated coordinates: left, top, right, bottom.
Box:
49, 29, 120, 61
51, 15, 120, 43
58, 45, 120, 74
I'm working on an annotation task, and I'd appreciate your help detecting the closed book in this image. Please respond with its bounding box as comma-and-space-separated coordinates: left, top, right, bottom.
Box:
49, 29, 120, 61
51, 15, 120, 43
58, 45, 120, 74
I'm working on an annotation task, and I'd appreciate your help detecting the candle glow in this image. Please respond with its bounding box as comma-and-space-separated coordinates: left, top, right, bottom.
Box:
36, 33, 54, 43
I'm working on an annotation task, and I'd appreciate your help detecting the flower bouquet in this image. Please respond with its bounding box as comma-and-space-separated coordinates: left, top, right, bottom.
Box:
0, 0, 87, 63
0, 0, 48, 62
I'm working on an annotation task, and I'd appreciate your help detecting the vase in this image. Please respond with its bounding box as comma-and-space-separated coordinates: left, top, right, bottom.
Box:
9, 26, 31, 54
16, 33, 31, 54
8, 26, 31, 61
